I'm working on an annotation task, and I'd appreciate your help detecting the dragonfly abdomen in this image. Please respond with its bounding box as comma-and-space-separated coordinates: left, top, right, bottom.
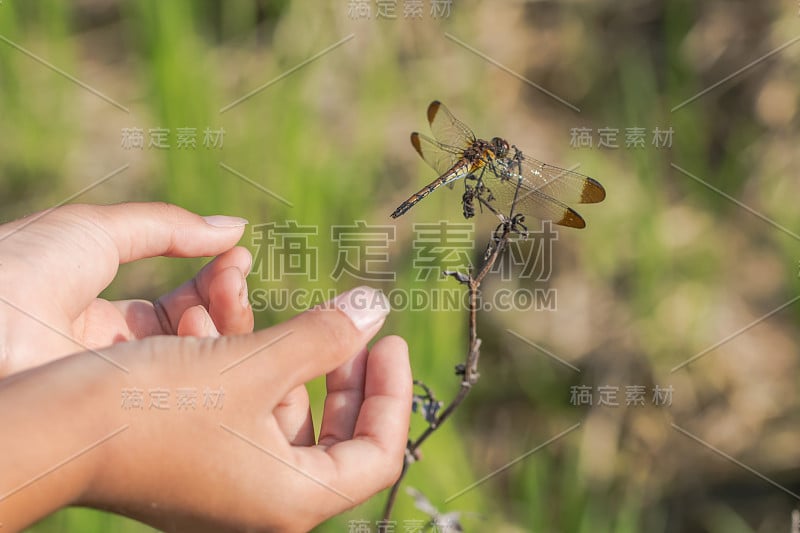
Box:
390, 175, 448, 218
391, 161, 472, 218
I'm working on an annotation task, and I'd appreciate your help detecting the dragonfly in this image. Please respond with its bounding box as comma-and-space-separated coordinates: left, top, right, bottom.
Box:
390, 101, 606, 228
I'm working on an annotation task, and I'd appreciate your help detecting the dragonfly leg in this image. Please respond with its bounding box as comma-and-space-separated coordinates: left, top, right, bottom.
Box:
461, 181, 476, 219
505, 146, 526, 219
471, 165, 502, 219
510, 213, 529, 237
478, 195, 506, 221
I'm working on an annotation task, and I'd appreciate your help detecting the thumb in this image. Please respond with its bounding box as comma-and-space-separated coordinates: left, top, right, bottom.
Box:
218, 286, 391, 397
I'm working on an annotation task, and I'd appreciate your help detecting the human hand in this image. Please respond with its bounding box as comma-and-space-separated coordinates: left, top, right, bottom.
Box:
0, 287, 411, 532
0, 202, 254, 377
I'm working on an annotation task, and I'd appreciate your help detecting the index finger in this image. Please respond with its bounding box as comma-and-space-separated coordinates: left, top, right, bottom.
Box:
5, 202, 248, 318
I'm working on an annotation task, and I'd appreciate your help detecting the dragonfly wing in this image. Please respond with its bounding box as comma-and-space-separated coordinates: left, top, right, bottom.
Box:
411, 131, 465, 177
426, 100, 478, 148
480, 170, 588, 228
394, 134, 473, 218
515, 188, 587, 228
514, 156, 606, 204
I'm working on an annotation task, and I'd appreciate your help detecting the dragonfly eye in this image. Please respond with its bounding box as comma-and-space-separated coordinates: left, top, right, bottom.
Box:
492, 137, 510, 157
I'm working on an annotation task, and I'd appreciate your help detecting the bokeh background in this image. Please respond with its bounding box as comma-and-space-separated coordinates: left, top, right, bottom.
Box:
2, 1, 800, 531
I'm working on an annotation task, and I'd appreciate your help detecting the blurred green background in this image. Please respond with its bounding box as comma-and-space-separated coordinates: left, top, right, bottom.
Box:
2, 0, 800, 531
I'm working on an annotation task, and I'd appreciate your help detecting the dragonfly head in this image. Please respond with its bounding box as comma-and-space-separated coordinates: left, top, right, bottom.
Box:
491, 137, 510, 158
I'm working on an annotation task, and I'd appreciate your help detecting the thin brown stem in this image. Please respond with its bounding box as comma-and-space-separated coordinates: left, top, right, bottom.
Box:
379, 224, 512, 529
380, 456, 409, 526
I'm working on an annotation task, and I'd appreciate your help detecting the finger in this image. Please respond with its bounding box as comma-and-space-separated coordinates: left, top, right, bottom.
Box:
317, 347, 368, 447
119, 247, 253, 336
94, 202, 248, 264
207, 264, 254, 335
167, 246, 252, 310
273, 385, 315, 446
293, 335, 411, 507
351, 335, 411, 449
217, 286, 390, 400
176, 305, 220, 338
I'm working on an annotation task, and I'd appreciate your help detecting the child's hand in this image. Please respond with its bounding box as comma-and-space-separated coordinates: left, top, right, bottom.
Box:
0, 202, 254, 377
0, 287, 411, 532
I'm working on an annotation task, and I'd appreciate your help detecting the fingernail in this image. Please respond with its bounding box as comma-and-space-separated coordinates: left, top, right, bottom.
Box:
332, 286, 390, 332
203, 215, 249, 228
239, 275, 249, 309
